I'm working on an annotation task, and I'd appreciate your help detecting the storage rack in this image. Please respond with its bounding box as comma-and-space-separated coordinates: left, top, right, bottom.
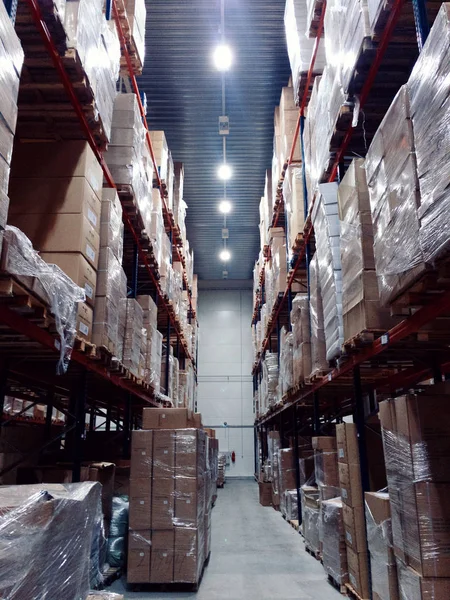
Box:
252, 0, 450, 528
0, 0, 197, 481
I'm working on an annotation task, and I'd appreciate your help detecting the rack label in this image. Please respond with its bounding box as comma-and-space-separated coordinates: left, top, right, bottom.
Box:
79, 322, 89, 336
86, 244, 96, 263
85, 283, 93, 299
87, 208, 97, 227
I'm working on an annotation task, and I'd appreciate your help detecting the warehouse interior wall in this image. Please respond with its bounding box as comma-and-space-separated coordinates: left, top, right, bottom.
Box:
197, 286, 255, 477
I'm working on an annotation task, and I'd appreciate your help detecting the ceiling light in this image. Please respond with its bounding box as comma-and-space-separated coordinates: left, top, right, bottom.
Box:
219, 200, 232, 214
213, 44, 232, 71
220, 249, 231, 262
218, 164, 232, 180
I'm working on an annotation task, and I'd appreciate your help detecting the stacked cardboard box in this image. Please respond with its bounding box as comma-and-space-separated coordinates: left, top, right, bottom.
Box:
338, 159, 395, 341
301, 485, 320, 554
311, 183, 343, 362
0, 0, 24, 248
278, 448, 297, 517
312, 436, 339, 501
268, 431, 282, 508
9, 141, 106, 341
365, 492, 399, 600
290, 294, 312, 386
379, 387, 450, 597
259, 481, 273, 506
128, 408, 211, 585
336, 423, 370, 598
284, 0, 327, 103
137, 295, 162, 390
283, 166, 306, 255
322, 498, 349, 585
106, 94, 153, 236
122, 299, 144, 377
125, 0, 146, 69
279, 327, 294, 397
309, 253, 328, 377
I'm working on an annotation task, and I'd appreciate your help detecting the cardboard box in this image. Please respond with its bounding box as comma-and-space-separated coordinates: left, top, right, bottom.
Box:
175, 477, 203, 525
129, 478, 152, 530
336, 423, 359, 465
175, 429, 205, 477
188, 412, 202, 429
9, 213, 100, 269
153, 430, 175, 479
10, 141, 103, 199
312, 436, 337, 451
130, 430, 153, 479
174, 527, 201, 584
259, 481, 272, 506
150, 530, 174, 583
76, 302, 93, 342
343, 504, 366, 553
151, 477, 175, 529
88, 462, 115, 523
127, 529, 151, 583
142, 408, 188, 430
347, 546, 370, 599
339, 462, 363, 508
397, 563, 450, 600
40, 252, 97, 306
8, 176, 102, 227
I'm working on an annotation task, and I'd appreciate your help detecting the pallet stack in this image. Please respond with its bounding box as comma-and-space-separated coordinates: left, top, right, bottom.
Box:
128, 408, 212, 586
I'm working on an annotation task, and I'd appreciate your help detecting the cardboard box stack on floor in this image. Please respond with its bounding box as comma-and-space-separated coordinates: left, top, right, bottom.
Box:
321, 497, 349, 586
365, 491, 399, 600
128, 408, 212, 585
379, 386, 450, 599
338, 159, 395, 342
278, 448, 297, 518
301, 485, 320, 554
8, 141, 107, 342
336, 423, 370, 598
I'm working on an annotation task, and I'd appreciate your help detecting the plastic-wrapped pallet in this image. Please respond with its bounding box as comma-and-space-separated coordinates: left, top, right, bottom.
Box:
106, 496, 129, 569
283, 165, 306, 255
311, 183, 343, 362
278, 448, 297, 516
125, 0, 146, 68
321, 498, 349, 586
338, 159, 394, 341
284, 490, 299, 520
365, 491, 399, 600
64, 0, 120, 141
0, 226, 85, 374
262, 352, 280, 409
407, 4, 450, 264
122, 299, 144, 377
0, 482, 104, 599
290, 294, 312, 385
279, 327, 294, 397
106, 94, 152, 235
364, 86, 425, 306
301, 485, 320, 554
284, 0, 327, 104
309, 253, 328, 377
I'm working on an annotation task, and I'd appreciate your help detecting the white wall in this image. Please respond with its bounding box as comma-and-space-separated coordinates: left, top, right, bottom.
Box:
197, 289, 255, 477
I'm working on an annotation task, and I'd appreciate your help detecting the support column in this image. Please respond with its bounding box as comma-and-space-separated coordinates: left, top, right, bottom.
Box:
71, 372, 87, 483
293, 404, 302, 526
123, 393, 132, 459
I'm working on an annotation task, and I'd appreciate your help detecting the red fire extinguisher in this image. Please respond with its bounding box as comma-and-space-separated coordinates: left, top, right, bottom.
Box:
231, 450, 236, 463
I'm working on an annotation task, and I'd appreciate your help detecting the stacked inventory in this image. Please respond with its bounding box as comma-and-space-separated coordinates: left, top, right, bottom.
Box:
379, 387, 450, 598
337, 424, 370, 598
122, 299, 144, 378
128, 408, 211, 585
321, 497, 348, 587
290, 294, 311, 386
277, 448, 297, 518
138, 295, 163, 391
217, 454, 226, 487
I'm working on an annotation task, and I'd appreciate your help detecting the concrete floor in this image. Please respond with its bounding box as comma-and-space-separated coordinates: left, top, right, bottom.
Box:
110, 479, 341, 599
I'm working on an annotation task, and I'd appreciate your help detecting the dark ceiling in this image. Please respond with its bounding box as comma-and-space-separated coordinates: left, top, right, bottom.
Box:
140, 0, 290, 280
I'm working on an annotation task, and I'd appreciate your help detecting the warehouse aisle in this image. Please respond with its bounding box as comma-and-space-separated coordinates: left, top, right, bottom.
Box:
111, 479, 341, 599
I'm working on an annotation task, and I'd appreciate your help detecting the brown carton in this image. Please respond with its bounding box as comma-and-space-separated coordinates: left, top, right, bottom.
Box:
339, 462, 363, 508
142, 408, 188, 430
336, 423, 359, 465
127, 530, 151, 583
174, 527, 201, 583
175, 429, 206, 477
397, 563, 450, 600
343, 504, 367, 555
312, 436, 337, 451
129, 478, 152, 530
130, 430, 153, 480
40, 252, 97, 307
11, 141, 103, 199
150, 530, 174, 584
9, 212, 100, 269
153, 430, 175, 479
347, 546, 370, 599
259, 482, 272, 506
76, 302, 93, 342
174, 477, 202, 525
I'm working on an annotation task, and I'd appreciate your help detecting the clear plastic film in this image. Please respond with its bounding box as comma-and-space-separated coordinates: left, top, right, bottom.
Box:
278, 447, 297, 515
128, 428, 210, 584
2, 226, 85, 374
106, 495, 129, 569
321, 497, 348, 585
365, 492, 399, 600
0, 0, 23, 139
309, 253, 328, 376
262, 352, 280, 409
0, 482, 104, 599
301, 485, 320, 553
283, 490, 299, 520
121, 298, 144, 377
284, 0, 327, 104
279, 327, 294, 397
101, 189, 124, 264
407, 4, 450, 264
364, 85, 425, 306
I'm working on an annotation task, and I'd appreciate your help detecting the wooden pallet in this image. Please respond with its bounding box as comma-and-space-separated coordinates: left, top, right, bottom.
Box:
328, 575, 348, 595
305, 369, 331, 385
345, 582, 367, 599
390, 263, 450, 315
305, 544, 321, 562
306, 0, 326, 37
342, 329, 386, 354
288, 519, 299, 531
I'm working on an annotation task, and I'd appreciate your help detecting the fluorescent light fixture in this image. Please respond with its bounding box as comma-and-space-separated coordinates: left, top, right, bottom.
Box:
213, 44, 232, 71
220, 249, 231, 262
219, 200, 232, 214
218, 164, 232, 180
